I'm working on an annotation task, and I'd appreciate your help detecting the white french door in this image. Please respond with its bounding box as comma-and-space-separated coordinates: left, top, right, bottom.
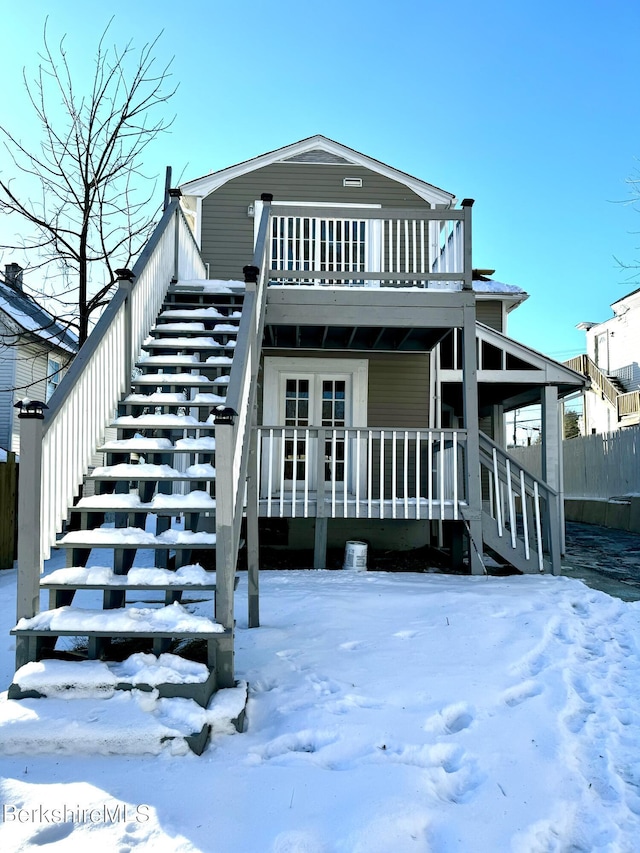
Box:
262, 358, 368, 496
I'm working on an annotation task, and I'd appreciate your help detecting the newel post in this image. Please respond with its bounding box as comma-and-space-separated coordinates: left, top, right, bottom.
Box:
168, 188, 182, 281
115, 269, 134, 390
14, 399, 47, 667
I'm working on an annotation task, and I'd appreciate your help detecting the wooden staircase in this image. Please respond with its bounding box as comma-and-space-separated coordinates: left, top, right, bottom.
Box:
7, 280, 251, 754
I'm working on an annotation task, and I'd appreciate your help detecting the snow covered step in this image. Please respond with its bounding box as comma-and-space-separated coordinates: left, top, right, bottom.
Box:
56, 528, 217, 549
141, 336, 235, 352
131, 373, 230, 387
8, 652, 217, 705
41, 564, 219, 590
11, 602, 228, 640
0, 681, 247, 755
151, 322, 239, 337
89, 462, 216, 480
137, 354, 233, 368
99, 436, 216, 453
159, 307, 242, 320
112, 413, 217, 430
121, 391, 227, 407
72, 491, 215, 514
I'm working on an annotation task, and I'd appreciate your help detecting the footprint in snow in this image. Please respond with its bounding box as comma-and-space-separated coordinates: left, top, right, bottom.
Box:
393, 629, 417, 640
501, 679, 543, 707
424, 702, 475, 735
339, 640, 362, 651
29, 822, 76, 846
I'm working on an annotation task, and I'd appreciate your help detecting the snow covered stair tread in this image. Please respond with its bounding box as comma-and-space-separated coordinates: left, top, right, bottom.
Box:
0, 681, 248, 756
56, 527, 216, 548
73, 491, 215, 512
89, 462, 216, 479
98, 437, 216, 452
12, 602, 226, 635
41, 564, 218, 589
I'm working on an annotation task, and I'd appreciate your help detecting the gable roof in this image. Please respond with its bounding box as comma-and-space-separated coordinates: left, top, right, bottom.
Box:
180, 135, 456, 207
0, 276, 78, 354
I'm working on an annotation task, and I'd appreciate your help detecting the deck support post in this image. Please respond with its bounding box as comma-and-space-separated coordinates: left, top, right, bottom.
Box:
462, 299, 484, 575
215, 422, 236, 688
247, 420, 260, 628
16, 414, 44, 669
541, 385, 561, 573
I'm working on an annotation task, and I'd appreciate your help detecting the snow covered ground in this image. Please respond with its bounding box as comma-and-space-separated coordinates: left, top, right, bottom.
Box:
1, 561, 640, 852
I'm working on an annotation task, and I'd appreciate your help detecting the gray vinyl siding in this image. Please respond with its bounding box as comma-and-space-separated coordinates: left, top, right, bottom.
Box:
366, 353, 429, 427
11, 342, 71, 453
0, 337, 16, 450
476, 300, 503, 331
259, 350, 430, 427
201, 164, 432, 280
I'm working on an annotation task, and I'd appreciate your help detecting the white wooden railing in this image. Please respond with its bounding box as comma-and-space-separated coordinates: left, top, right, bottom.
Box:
256, 427, 467, 520
34, 201, 206, 564
479, 433, 560, 573
267, 205, 472, 289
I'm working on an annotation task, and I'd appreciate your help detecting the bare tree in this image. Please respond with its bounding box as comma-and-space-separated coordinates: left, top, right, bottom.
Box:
0, 20, 176, 345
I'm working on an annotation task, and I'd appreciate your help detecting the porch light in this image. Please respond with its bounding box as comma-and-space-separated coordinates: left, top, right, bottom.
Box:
115, 268, 134, 282
243, 265, 260, 284
168, 188, 182, 198
213, 405, 238, 425
14, 398, 48, 420
247, 204, 255, 217
461, 198, 475, 208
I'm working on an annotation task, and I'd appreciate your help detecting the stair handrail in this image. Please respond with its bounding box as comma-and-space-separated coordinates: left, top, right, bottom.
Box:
213, 197, 271, 678
564, 353, 619, 408
18, 200, 206, 589
478, 433, 560, 573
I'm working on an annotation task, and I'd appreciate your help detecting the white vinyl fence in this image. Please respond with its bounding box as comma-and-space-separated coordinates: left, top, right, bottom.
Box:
510, 426, 640, 499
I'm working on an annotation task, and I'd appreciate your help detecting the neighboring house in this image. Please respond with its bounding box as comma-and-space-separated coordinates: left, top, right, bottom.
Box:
8, 136, 588, 736
0, 264, 78, 453
565, 287, 640, 434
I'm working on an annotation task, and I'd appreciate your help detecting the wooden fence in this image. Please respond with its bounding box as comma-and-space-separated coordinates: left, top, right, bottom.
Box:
0, 452, 18, 569
510, 426, 640, 499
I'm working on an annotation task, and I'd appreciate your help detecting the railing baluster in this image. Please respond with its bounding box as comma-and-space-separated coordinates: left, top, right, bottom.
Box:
520, 470, 530, 560
392, 430, 397, 519
292, 427, 298, 519
367, 430, 373, 517
439, 431, 445, 521
506, 459, 516, 549
533, 481, 543, 572
492, 447, 503, 537
304, 428, 309, 518
343, 428, 349, 517
453, 431, 458, 520
331, 429, 337, 517
355, 429, 360, 518
279, 430, 285, 517
416, 430, 421, 520
380, 430, 385, 520
428, 430, 433, 520
404, 430, 409, 519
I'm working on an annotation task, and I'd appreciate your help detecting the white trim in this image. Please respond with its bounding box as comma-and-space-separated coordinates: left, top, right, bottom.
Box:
180, 135, 455, 207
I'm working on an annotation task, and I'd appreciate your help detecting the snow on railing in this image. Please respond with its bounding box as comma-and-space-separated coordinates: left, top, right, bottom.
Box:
32, 201, 205, 566
256, 427, 467, 520
267, 204, 472, 289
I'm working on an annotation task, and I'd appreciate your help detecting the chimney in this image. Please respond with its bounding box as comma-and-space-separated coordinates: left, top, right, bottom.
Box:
4, 263, 23, 290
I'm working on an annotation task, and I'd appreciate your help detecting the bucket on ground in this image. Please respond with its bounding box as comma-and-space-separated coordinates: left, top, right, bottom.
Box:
343, 540, 368, 571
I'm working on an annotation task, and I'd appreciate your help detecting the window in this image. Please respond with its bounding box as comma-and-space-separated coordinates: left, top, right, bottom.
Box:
46, 358, 62, 401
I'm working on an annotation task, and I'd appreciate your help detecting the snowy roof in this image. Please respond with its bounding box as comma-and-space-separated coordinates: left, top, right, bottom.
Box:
180, 135, 456, 207
0, 277, 78, 354
472, 278, 529, 311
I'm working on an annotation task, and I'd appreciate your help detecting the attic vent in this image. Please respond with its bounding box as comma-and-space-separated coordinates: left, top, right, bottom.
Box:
343, 177, 362, 188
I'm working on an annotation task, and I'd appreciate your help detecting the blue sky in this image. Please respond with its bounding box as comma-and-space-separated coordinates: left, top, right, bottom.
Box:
2, 0, 640, 360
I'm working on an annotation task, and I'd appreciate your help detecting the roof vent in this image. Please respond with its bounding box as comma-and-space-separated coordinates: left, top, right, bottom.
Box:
343, 177, 362, 188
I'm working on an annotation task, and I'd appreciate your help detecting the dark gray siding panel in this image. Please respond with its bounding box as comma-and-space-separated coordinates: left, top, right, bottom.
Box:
476, 300, 503, 331
367, 353, 429, 428
202, 164, 432, 280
